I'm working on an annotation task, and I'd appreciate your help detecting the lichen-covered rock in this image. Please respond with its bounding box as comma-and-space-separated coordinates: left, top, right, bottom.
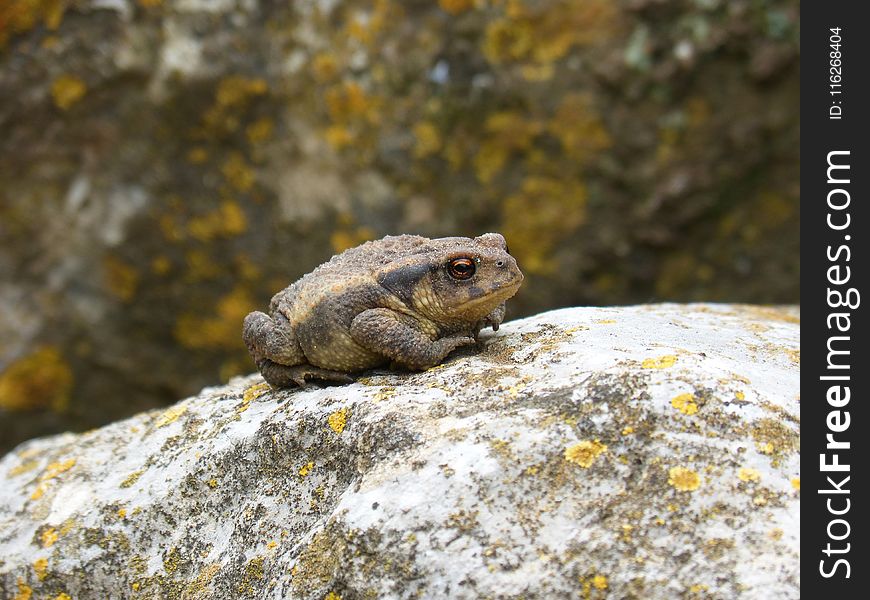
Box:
0, 304, 799, 599
0, 0, 799, 453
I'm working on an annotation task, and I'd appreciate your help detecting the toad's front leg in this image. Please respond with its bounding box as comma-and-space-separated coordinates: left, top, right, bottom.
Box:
349, 308, 475, 371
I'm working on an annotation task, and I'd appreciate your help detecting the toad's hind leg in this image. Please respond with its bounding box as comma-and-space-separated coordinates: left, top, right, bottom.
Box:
243, 311, 352, 387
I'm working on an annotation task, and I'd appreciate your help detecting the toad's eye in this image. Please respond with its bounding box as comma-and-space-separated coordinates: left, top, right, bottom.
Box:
447, 257, 476, 280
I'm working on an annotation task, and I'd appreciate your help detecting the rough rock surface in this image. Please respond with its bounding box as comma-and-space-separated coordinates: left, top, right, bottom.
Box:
0, 304, 799, 599
0, 0, 800, 452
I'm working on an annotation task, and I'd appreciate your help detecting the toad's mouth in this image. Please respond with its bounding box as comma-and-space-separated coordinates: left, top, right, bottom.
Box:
460, 278, 523, 309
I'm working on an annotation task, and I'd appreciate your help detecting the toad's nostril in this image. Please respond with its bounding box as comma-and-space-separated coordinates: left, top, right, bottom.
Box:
496, 260, 504, 267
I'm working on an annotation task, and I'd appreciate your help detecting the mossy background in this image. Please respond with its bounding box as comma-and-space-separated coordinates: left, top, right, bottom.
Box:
0, 0, 799, 453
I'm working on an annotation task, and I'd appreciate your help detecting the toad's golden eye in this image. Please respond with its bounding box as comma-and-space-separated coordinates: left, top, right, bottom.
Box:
447, 257, 476, 280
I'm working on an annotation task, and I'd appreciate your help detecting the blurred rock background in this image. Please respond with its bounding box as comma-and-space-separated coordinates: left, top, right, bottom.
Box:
0, 0, 799, 453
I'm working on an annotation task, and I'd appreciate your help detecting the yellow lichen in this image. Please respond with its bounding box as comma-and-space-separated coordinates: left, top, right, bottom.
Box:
174, 285, 256, 349
324, 125, 354, 149
8, 460, 39, 477
641, 355, 677, 369
311, 53, 339, 82
438, 0, 472, 15
327, 407, 349, 434
207, 478, 218, 488
120, 469, 145, 488
187, 200, 248, 241
564, 440, 607, 468
670, 393, 698, 416
243, 382, 271, 403
0, 0, 68, 46
330, 225, 376, 253
502, 176, 587, 274
41, 527, 59, 548
668, 466, 701, 492
299, 462, 314, 477
51, 75, 86, 110
621, 426, 634, 435
482, 0, 618, 66
33, 557, 48, 580
117, 508, 127, 519
592, 574, 608, 590
548, 93, 611, 163
103, 255, 139, 301
0, 346, 73, 412
12, 578, 32, 600
246, 117, 275, 144
738, 468, 761, 483
325, 81, 379, 124
413, 121, 442, 158
202, 76, 268, 134
155, 404, 187, 428
474, 111, 541, 184
325, 593, 342, 600
791, 477, 800, 491
187, 147, 209, 164
735, 391, 746, 401
151, 255, 172, 276
221, 153, 256, 193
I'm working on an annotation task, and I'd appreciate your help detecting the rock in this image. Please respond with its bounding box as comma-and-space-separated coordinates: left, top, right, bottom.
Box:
0, 304, 799, 599
0, 0, 800, 453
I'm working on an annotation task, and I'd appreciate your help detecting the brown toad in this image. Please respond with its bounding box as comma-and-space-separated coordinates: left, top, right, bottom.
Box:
242, 233, 523, 386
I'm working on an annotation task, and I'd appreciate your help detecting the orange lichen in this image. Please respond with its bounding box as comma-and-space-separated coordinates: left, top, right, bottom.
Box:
670, 393, 698, 416
564, 440, 607, 468
668, 466, 701, 492
51, 75, 87, 110
0, 346, 73, 412
327, 407, 349, 434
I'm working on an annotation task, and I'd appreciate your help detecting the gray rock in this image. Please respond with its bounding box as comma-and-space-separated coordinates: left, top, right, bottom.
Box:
0, 0, 800, 453
0, 304, 800, 598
